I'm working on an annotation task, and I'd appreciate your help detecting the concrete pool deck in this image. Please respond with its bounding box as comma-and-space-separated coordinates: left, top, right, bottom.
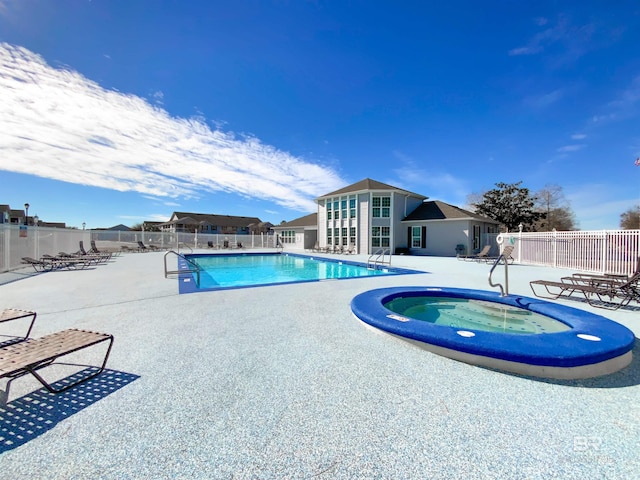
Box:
1, 251, 639, 479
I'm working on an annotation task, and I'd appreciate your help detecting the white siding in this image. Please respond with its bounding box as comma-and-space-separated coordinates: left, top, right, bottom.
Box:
358, 193, 369, 254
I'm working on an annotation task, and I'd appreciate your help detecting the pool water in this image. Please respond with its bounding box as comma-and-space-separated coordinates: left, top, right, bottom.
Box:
186, 253, 404, 291
383, 296, 571, 334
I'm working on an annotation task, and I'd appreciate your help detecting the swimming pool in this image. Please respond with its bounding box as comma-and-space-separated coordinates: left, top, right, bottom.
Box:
351, 286, 635, 379
178, 252, 420, 293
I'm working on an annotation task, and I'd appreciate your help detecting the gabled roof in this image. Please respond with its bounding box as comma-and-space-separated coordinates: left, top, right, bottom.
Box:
274, 213, 318, 228
168, 212, 262, 227
403, 200, 499, 223
106, 224, 132, 231
317, 178, 427, 200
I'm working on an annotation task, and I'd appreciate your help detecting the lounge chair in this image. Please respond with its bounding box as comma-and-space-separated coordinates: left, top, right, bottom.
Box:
58, 251, 103, 266
530, 272, 640, 310
79, 240, 109, 260
137, 241, 149, 252
0, 328, 114, 394
0, 308, 37, 344
41, 254, 91, 270
21, 256, 55, 272
90, 240, 114, 258
481, 245, 515, 264
311, 242, 320, 253
207, 241, 215, 248
344, 243, 356, 254
458, 245, 491, 261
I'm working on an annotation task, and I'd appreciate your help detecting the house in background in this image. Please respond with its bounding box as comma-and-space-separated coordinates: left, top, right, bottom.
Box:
0, 203, 65, 227
402, 200, 500, 256
273, 213, 318, 250
159, 211, 264, 235
273, 178, 499, 256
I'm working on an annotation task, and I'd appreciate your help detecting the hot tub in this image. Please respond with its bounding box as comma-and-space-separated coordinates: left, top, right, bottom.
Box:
351, 287, 635, 379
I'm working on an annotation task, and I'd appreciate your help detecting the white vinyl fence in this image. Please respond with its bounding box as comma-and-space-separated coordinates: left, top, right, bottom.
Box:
0, 224, 277, 273
498, 230, 640, 276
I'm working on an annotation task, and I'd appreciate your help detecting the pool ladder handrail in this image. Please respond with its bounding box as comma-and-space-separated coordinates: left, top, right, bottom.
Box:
488, 252, 509, 296
164, 250, 201, 286
367, 248, 391, 270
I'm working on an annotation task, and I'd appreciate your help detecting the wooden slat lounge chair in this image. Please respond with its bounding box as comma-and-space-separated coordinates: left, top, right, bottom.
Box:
481, 245, 515, 264
80, 241, 110, 261
41, 254, 92, 270
21, 257, 55, 272
0, 308, 37, 344
458, 245, 491, 261
0, 328, 114, 394
90, 240, 114, 259
530, 272, 640, 310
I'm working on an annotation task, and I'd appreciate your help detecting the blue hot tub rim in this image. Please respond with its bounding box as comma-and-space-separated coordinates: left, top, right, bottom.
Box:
350, 286, 636, 368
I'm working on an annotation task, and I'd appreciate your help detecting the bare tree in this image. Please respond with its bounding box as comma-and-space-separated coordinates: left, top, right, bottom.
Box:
534, 184, 577, 231
620, 205, 640, 229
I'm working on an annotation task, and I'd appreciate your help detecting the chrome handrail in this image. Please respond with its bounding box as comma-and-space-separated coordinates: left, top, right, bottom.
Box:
367, 248, 391, 270
488, 253, 509, 296
164, 250, 201, 286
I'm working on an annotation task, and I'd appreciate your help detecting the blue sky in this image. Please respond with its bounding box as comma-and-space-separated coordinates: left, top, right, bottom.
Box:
1, 1, 639, 230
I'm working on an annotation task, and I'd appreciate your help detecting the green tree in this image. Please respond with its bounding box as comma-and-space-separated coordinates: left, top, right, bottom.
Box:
473, 181, 545, 231
620, 205, 640, 229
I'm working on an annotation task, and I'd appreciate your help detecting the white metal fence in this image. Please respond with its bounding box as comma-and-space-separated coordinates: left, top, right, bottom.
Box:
0, 225, 277, 273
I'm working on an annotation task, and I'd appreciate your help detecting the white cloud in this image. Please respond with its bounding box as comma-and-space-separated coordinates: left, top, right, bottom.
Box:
0, 43, 345, 212
571, 133, 587, 140
523, 89, 564, 109
556, 144, 586, 153
389, 155, 469, 204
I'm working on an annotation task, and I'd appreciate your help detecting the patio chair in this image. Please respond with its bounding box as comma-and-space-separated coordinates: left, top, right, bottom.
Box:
137, 241, 149, 252
90, 240, 114, 259
530, 272, 640, 310
41, 254, 91, 270
0, 328, 114, 394
78, 241, 110, 262
58, 251, 103, 266
207, 241, 215, 248
481, 245, 515, 264
458, 245, 491, 261
21, 257, 55, 272
344, 243, 356, 254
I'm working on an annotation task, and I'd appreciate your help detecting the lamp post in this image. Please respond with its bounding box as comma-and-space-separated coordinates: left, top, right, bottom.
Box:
24, 203, 29, 225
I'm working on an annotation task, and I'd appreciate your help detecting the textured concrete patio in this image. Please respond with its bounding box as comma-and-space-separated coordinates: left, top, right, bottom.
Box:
1, 251, 638, 479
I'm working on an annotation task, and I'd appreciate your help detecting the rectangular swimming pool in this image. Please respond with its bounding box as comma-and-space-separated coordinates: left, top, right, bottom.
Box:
178, 252, 421, 293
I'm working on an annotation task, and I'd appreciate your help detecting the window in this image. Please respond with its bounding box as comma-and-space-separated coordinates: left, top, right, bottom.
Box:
473, 225, 481, 250
372, 196, 391, 218
327, 228, 333, 245
411, 226, 421, 248
349, 227, 356, 245
371, 226, 390, 248
349, 198, 356, 218
341, 227, 348, 245
409, 226, 426, 248
281, 230, 296, 244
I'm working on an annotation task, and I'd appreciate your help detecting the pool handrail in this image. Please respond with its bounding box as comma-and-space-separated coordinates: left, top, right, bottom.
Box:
368, 248, 391, 270
164, 250, 201, 286
488, 252, 509, 296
